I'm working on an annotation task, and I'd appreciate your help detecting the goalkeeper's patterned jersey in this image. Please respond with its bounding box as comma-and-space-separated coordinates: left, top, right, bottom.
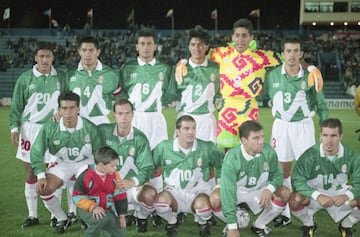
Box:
292, 143, 360, 199
220, 144, 284, 224
264, 64, 328, 123
166, 59, 220, 115
9, 66, 63, 131
209, 45, 282, 147
152, 138, 223, 191
119, 58, 171, 112
99, 124, 154, 185
64, 60, 120, 125
30, 116, 100, 176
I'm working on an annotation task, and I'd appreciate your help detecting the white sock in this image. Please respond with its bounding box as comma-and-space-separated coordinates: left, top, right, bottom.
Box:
41, 195, 67, 221
281, 177, 292, 219
66, 179, 76, 214
212, 208, 226, 223
52, 188, 63, 218
255, 200, 285, 228
341, 207, 360, 228
292, 206, 314, 226
25, 181, 38, 218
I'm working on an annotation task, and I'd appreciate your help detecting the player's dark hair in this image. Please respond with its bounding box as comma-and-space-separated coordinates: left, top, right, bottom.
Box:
58, 91, 80, 107
281, 35, 302, 51
135, 27, 157, 43
112, 98, 134, 112
94, 146, 119, 165
176, 115, 196, 129
321, 118, 343, 135
188, 25, 210, 45
78, 36, 99, 49
35, 41, 54, 55
233, 18, 253, 36
239, 120, 263, 139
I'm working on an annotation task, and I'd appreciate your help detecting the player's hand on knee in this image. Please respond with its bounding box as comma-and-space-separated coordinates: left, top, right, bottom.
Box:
91, 206, 106, 220
317, 194, 334, 207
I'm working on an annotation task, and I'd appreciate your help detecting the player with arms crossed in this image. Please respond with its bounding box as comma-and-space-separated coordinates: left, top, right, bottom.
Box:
262, 35, 328, 226
210, 120, 290, 237
9, 42, 63, 228
152, 115, 223, 237
30, 92, 100, 234
290, 118, 360, 237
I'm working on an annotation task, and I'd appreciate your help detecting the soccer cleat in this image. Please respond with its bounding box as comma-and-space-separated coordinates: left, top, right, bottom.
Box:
50, 217, 58, 228
67, 212, 78, 225
136, 218, 148, 233
207, 215, 217, 226
21, 217, 39, 228
198, 223, 211, 237
125, 215, 136, 226
80, 219, 88, 230
251, 225, 272, 237
151, 212, 162, 227
301, 224, 317, 237
55, 218, 71, 234
273, 215, 291, 227
338, 224, 353, 237
165, 223, 177, 237
176, 212, 187, 225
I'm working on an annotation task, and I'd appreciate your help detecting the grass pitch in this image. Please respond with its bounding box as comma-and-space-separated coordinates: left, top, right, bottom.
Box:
0, 107, 359, 236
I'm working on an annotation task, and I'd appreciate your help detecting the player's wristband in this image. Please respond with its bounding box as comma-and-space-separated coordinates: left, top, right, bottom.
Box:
37, 172, 46, 180
228, 223, 238, 230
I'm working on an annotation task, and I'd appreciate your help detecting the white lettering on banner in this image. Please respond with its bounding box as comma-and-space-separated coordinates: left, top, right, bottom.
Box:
326, 99, 354, 109
0, 97, 12, 106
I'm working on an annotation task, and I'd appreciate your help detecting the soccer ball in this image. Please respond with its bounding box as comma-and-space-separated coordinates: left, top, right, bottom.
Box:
236, 208, 250, 228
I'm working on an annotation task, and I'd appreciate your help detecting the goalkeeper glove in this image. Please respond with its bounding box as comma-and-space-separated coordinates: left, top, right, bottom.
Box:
307, 65, 324, 92
175, 59, 188, 85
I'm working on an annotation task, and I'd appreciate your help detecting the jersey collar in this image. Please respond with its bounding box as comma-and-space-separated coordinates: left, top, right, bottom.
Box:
241, 144, 261, 161
112, 125, 134, 140
77, 59, 103, 71
59, 115, 83, 131
189, 58, 208, 68
281, 64, 305, 77
33, 65, 57, 77
320, 143, 344, 158
137, 57, 156, 66
173, 137, 198, 152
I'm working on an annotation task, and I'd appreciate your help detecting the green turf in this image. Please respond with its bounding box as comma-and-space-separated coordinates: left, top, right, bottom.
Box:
0, 106, 359, 236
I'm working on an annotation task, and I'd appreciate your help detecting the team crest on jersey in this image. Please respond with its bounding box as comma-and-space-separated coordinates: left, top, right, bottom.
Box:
341, 164, 347, 173
29, 84, 36, 90
263, 162, 269, 171
210, 73, 215, 82
301, 81, 307, 90
315, 165, 320, 171
84, 135, 91, 143
165, 159, 172, 165
196, 158, 203, 167
184, 77, 190, 83
159, 72, 164, 81
53, 140, 60, 145
98, 76, 104, 84
240, 171, 245, 177
70, 76, 76, 82
129, 147, 135, 156
273, 83, 280, 88
105, 140, 111, 146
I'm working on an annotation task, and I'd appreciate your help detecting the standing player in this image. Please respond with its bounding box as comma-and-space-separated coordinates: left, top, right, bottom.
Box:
208, 18, 323, 152
290, 118, 360, 237
64, 36, 121, 125
262, 35, 328, 226
9, 42, 63, 228
119, 27, 171, 150
30, 92, 100, 234
210, 120, 290, 237
167, 25, 220, 143
152, 115, 223, 237
99, 98, 157, 233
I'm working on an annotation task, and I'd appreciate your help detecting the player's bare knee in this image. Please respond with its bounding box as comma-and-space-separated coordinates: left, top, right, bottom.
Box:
138, 184, 157, 207
274, 185, 290, 203
209, 187, 221, 209
192, 193, 210, 212
289, 192, 306, 210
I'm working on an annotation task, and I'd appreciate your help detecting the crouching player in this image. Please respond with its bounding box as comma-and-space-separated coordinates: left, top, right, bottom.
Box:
72, 146, 128, 237
290, 118, 360, 237
209, 120, 290, 237
152, 115, 223, 237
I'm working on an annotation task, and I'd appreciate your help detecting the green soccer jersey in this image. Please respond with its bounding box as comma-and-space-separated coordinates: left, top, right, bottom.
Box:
263, 65, 328, 123
9, 66, 63, 131
64, 61, 120, 125
119, 58, 171, 112
99, 124, 154, 185
220, 144, 284, 225
30, 116, 100, 177
166, 59, 221, 115
292, 143, 360, 200
152, 138, 223, 191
